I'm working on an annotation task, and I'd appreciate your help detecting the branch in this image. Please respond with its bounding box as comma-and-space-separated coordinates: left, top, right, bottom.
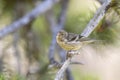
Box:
55, 58, 71, 80
55, 0, 112, 80
81, 0, 112, 37
57, 0, 69, 29
0, 0, 60, 39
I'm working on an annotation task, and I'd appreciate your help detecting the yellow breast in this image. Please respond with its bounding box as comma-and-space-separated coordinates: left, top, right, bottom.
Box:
56, 37, 82, 51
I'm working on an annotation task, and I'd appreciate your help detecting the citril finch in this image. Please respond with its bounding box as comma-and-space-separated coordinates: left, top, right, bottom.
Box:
56, 30, 95, 51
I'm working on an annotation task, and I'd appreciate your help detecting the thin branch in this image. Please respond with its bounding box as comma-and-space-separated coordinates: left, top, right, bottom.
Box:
55, 58, 71, 80
55, 0, 112, 80
81, 0, 112, 37
45, 9, 57, 32
58, 47, 74, 80
0, 0, 60, 39
57, 0, 69, 29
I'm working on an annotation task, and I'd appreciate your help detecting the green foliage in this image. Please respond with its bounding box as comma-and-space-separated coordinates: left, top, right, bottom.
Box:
0, 74, 5, 80
82, 75, 99, 80
72, 69, 99, 80
92, 26, 118, 45
11, 75, 26, 80
65, 11, 94, 34
1, 0, 33, 11
0, 73, 27, 80
32, 15, 51, 49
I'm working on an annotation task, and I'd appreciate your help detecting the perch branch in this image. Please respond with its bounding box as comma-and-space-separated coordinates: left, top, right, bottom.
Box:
55, 0, 112, 80
55, 58, 71, 80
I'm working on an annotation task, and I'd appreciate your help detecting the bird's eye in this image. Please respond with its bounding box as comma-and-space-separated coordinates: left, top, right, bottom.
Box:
59, 32, 63, 35
59, 30, 66, 36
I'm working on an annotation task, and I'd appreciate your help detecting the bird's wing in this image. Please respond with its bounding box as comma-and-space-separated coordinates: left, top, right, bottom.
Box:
79, 37, 97, 44
67, 33, 78, 41
66, 40, 82, 45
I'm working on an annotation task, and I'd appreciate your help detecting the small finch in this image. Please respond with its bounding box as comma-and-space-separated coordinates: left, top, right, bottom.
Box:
56, 30, 95, 51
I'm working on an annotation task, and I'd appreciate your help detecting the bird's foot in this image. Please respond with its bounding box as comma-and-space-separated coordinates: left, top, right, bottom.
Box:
67, 50, 80, 59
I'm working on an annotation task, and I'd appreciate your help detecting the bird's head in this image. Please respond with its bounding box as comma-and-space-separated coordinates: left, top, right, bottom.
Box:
57, 30, 68, 41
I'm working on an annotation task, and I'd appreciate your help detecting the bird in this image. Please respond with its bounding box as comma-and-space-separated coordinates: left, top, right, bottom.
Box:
56, 30, 95, 51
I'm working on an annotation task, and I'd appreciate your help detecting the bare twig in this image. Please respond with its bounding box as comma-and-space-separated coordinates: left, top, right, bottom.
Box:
55, 0, 112, 80
0, 0, 60, 39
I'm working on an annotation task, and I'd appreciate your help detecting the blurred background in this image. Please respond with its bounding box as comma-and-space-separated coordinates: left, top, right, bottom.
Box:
0, 0, 120, 80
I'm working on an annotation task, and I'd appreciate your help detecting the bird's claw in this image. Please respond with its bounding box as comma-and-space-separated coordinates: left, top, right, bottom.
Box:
67, 50, 80, 59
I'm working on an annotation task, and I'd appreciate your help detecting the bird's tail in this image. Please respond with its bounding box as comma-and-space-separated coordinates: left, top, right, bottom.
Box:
79, 37, 100, 44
